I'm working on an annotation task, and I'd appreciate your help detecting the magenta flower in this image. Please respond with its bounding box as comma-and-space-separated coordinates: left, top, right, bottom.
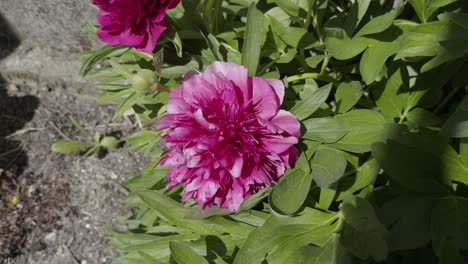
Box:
92, 0, 180, 53
157, 62, 300, 211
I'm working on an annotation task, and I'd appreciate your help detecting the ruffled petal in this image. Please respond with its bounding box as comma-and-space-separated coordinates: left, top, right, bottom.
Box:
250, 77, 280, 120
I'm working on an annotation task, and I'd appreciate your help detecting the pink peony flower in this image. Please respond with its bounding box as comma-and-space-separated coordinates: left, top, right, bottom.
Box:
158, 62, 300, 211
92, 0, 180, 53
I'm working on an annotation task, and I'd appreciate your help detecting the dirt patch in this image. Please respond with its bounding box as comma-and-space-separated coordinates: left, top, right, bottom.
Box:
0, 75, 150, 264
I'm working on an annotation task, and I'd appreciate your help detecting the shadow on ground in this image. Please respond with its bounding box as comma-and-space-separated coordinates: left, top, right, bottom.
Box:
0, 11, 41, 258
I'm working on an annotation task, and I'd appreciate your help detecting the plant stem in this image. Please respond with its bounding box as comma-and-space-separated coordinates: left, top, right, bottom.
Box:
286, 73, 339, 86
433, 84, 465, 114
398, 107, 411, 124
320, 54, 331, 74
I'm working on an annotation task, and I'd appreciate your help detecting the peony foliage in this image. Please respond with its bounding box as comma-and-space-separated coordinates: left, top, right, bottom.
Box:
72, 0, 468, 263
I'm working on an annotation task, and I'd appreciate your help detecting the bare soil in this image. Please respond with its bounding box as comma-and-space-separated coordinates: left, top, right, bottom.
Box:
0, 74, 149, 264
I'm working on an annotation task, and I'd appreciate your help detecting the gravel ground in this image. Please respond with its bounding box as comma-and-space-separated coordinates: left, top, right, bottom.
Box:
0, 75, 150, 264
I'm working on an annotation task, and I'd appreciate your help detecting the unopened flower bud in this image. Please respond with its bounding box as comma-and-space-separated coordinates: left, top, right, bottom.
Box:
132, 69, 157, 93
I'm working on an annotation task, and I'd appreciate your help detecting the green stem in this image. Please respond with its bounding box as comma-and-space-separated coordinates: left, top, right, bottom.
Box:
286, 73, 339, 86
304, 0, 313, 30
433, 84, 465, 114
259, 59, 278, 75
398, 107, 411, 124
320, 54, 331, 74
298, 49, 310, 72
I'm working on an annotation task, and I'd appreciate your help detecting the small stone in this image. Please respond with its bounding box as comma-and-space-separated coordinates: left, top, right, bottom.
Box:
81, 260, 88, 264
44, 231, 57, 244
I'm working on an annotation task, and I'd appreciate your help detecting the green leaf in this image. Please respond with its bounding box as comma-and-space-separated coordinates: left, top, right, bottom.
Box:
51, 141, 93, 154
273, 0, 307, 17
241, 3, 265, 76
372, 141, 449, 194
335, 81, 362, 113
406, 107, 440, 127
354, 12, 396, 37
431, 196, 468, 248
380, 195, 432, 251
336, 159, 378, 200
109, 58, 134, 80
408, 0, 458, 23
233, 208, 339, 264
440, 96, 468, 138
203, 0, 222, 35
113, 92, 139, 120
303, 118, 350, 143
269, 17, 307, 48
290, 84, 332, 121
439, 239, 466, 264
136, 190, 217, 235
317, 187, 336, 211
80, 45, 130, 76
326, 35, 368, 60
373, 64, 411, 119
170, 241, 209, 264
270, 169, 312, 215
310, 149, 347, 188
340, 196, 388, 261
328, 110, 397, 153
100, 136, 120, 149
237, 187, 272, 212
359, 27, 402, 84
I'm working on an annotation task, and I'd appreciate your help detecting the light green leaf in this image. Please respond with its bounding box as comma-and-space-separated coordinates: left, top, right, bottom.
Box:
440, 96, 468, 138
303, 118, 350, 143
109, 58, 134, 80
242, 4, 265, 76
317, 187, 336, 211
326, 35, 368, 60
310, 149, 347, 187
406, 107, 440, 127
170, 241, 209, 264
336, 159, 378, 200
233, 208, 338, 264
354, 12, 396, 37
328, 110, 397, 153
51, 141, 93, 154
237, 187, 272, 212
270, 169, 312, 215
335, 81, 362, 113
290, 84, 332, 121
